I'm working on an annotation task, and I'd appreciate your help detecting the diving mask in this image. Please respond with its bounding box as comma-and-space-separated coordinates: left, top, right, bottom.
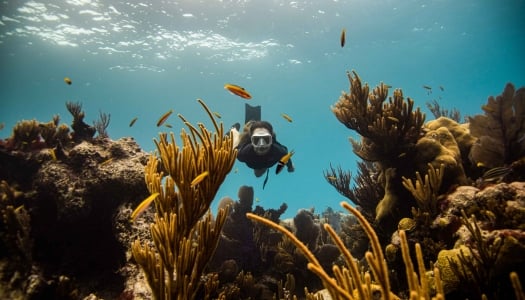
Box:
251, 128, 272, 154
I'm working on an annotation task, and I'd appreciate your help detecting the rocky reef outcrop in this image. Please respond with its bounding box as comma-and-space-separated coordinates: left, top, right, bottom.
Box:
0, 104, 150, 299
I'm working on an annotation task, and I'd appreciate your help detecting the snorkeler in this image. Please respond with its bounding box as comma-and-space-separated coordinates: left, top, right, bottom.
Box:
232, 120, 294, 177
230, 104, 294, 180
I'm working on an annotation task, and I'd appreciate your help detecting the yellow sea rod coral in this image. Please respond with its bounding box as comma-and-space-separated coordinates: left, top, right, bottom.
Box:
131, 99, 237, 300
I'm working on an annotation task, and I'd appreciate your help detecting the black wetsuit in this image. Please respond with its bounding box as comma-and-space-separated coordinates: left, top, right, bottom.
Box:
236, 140, 292, 170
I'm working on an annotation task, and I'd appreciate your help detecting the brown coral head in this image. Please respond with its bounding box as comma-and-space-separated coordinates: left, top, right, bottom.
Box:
416, 128, 460, 169
238, 185, 254, 208
218, 259, 239, 283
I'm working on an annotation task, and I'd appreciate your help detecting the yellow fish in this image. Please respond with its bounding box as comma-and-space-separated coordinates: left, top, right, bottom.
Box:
327, 176, 337, 181
99, 158, 113, 166
340, 28, 346, 47
224, 83, 252, 99
213, 111, 222, 119
129, 117, 138, 127
281, 113, 293, 123
157, 109, 173, 127
164, 124, 173, 128
276, 150, 295, 174
130, 193, 159, 222
191, 171, 209, 187
64, 77, 72, 85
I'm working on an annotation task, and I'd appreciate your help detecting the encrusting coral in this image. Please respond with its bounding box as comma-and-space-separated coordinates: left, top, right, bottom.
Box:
131, 99, 237, 299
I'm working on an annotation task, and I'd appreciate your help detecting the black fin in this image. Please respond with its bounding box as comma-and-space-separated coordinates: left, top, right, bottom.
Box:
245, 103, 261, 124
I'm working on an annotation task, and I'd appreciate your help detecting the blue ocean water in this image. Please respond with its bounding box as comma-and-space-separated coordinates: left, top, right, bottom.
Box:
1, 0, 524, 219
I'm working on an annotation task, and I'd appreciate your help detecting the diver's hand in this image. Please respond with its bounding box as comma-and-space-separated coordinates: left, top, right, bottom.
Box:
230, 124, 240, 149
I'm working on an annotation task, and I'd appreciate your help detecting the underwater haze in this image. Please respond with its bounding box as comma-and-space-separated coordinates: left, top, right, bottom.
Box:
1, 0, 524, 218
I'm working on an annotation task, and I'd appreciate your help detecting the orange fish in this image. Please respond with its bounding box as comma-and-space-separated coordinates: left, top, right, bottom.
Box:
276, 150, 295, 174
224, 83, 252, 99
64, 77, 72, 85
157, 109, 173, 127
340, 28, 346, 47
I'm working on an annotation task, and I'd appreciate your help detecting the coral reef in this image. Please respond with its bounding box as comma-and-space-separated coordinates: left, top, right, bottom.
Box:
1, 73, 524, 300
328, 71, 525, 299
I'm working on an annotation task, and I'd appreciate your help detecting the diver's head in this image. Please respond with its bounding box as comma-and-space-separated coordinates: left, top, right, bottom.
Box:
250, 121, 273, 155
